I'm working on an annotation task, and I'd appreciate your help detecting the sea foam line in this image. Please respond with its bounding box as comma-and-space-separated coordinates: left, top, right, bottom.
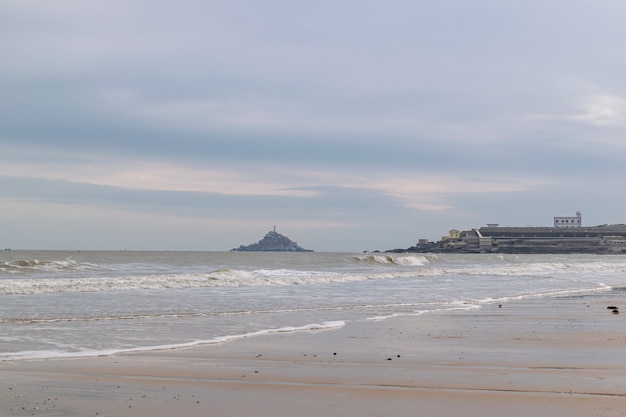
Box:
365, 284, 613, 322
472, 284, 612, 305
0, 321, 346, 362
366, 303, 482, 322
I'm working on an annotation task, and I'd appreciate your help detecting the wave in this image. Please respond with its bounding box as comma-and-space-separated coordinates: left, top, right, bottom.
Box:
0, 264, 448, 294
456, 261, 626, 277
0, 321, 345, 361
0, 254, 626, 295
0, 272, 357, 295
352, 254, 435, 266
0, 258, 103, 274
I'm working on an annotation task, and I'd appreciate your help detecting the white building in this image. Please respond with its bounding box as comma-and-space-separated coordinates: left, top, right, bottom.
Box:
554, 211, 582, 228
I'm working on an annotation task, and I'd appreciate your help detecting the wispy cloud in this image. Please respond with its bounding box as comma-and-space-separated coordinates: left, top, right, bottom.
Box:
3, 0, 626, 250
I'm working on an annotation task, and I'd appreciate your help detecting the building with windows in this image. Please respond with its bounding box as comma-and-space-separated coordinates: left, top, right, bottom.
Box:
554, 211, 582, 228
447, 229, 461, 239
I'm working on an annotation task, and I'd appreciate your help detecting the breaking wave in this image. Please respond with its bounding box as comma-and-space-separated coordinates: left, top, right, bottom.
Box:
0, 258, 103, 274
2, 254, 626, 295
352, 254, 435, 266
0, 268, 400, 295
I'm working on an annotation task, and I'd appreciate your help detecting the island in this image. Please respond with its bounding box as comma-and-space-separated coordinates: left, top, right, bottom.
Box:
231, 227, 313, 252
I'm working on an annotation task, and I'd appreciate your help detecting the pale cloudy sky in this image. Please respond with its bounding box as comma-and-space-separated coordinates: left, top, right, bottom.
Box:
1, 0, 625, 251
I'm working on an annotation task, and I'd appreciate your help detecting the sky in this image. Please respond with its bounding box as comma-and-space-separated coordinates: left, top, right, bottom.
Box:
1, 0, 626, 252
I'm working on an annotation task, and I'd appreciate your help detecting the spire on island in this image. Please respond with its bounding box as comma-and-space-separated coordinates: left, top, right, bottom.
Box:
231, 227, 313, 252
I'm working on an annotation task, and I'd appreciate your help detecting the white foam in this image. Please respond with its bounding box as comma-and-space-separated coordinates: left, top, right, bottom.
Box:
0, 258, 103, 273
366, 303, 481, 322
352, 254, 433, 266
460, 261, 626, 277
0, 321, 346, 362
2, 256, 625, 295
0, 268, 420, 294
473, 284, 612, 304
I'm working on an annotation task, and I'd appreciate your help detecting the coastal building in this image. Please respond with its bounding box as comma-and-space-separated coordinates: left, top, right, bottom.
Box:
554, 211, 582, 228
417, 238, 429, 246
448, 229, 461, 239
475, 229, 493, 251
462, 222, 626, 253
399, 213, 626, 254
602, 236, 626, 253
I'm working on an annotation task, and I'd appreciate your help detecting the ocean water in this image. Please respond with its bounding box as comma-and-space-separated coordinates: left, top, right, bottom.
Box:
1, 250, 625, 361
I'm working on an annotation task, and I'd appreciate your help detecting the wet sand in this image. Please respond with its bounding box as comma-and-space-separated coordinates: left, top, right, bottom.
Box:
2, 292, 626, 416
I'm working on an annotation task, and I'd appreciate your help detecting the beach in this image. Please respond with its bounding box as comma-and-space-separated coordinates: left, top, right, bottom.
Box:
2, 291, 626, 417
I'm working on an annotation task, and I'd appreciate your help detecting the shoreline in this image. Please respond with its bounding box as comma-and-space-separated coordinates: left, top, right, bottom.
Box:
2, 291, 626, 416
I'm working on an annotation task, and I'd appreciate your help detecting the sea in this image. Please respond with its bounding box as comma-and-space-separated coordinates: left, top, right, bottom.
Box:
1, 250, 626, 361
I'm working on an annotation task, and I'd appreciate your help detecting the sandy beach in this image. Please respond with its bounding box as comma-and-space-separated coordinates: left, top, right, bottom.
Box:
2, 291, 626, 417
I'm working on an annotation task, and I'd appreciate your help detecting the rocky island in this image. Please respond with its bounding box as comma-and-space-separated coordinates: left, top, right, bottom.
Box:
231, 227, 313, 252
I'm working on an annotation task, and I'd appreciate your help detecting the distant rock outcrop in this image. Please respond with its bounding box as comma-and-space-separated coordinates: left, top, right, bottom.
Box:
231, 228, 313, 252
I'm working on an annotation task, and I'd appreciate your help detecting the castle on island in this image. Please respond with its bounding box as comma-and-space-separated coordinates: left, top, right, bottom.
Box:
231, 227, 313, 252
394, 212, 626, 254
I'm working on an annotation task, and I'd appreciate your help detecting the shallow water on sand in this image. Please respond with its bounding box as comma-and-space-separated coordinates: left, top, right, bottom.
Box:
1, 251, 625, 360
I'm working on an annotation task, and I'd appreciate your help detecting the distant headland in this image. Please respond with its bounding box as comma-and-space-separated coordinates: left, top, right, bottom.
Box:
231, 227, 313, 252
388, 212, 626, 254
